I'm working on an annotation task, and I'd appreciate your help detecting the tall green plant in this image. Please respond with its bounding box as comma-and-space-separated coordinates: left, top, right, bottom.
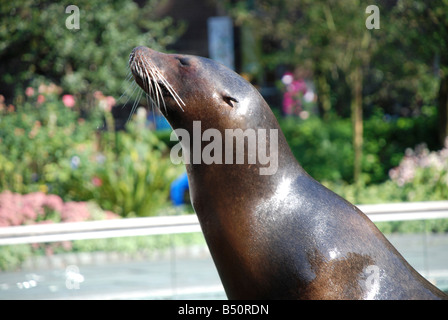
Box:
91, 111, 183, 217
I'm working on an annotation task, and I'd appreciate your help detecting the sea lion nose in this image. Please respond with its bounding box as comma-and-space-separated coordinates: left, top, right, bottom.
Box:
130, 46, 149, 62
129, 46, 162, 66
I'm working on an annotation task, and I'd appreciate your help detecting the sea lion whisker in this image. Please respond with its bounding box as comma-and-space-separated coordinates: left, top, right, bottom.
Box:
145, 61, 170, 114
120, 81, 141, 111
118, 70, 140, 109
141, 67, 152, 95
123, 68, 133, 84
139, 62, 167, 115
142, 63, 160, 108
146, 67, 167, 114
145, 92, 152, 115
152, 68, 186, 110
127, 89, 143, 122
142, 57, 185, 111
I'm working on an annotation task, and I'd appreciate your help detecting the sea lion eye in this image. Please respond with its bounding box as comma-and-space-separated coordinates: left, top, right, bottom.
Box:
223, 96, 238, 108
177, 57, 189, 66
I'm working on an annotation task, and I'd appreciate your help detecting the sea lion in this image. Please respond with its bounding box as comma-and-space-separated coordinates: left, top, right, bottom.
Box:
129, 46, 448, 300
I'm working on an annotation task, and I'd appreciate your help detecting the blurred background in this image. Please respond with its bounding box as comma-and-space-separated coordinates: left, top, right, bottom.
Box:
0, 0, 447, 299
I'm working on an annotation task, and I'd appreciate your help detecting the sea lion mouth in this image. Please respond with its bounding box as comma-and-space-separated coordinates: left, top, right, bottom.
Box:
129, 48, 185, 113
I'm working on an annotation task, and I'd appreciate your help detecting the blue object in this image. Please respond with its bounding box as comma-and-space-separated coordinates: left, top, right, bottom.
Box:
148, 114, 171, 130
170, 172, 189, 206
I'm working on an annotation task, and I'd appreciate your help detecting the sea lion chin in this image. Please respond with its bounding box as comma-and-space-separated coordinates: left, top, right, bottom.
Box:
129, 46, 448, 300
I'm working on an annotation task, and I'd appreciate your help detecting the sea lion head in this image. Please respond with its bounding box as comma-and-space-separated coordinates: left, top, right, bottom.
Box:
129, 46, 277, 133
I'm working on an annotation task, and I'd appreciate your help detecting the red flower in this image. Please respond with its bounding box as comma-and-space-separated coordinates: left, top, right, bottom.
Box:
62, 94, 76, 108
37, 94, 45, 104
25, 87, 35, 97
92, 176, 103, 187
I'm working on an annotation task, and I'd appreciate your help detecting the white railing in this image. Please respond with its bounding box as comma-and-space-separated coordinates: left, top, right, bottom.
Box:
1, 201, 448, 246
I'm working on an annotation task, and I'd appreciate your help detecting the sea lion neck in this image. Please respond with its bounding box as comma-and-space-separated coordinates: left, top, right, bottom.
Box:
184, 127, 305, 220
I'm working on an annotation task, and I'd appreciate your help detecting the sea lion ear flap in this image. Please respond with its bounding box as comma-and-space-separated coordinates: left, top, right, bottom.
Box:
222, 94, 239, 108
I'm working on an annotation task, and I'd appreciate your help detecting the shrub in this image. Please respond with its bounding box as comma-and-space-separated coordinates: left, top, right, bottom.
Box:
0, 83, 183, 217
0, 83, 103, 195
0, 190, 119, 270
276, 107, 438, 184
326, 140, 448, 204
388, 139, 448, 202
0, 190, 118, 227
86, 109, 184, 217
324, 141, 448, 233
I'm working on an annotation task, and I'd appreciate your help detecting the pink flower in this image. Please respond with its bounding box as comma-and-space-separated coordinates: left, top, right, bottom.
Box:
62, 94, 76, 108
104, 211, 119, 220
106, 96, 116, 109
25, 87, 35, 97
61, 202, 91, 222
43, 194, 64, 212
37, 94, 45, 104
0, 191, 118, 227
92, 176, 103, 187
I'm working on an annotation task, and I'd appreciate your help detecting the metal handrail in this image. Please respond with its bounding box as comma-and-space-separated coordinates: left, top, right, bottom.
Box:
0, 215, 201, 245
1, 201, 448, 246
359, 201, 448, 222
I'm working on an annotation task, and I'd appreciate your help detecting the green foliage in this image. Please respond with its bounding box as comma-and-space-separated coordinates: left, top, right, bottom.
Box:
71, 233, 205, 256
88, 113, 183, 217
228, 0, 444, 118
0, 0, 184, 100
323, 140, 448, 234
374, 219, 448, 235
0, 245, 32, 271
0, 84, 101, 194
280, 115, 353, 182
0, 83, 183, 217
277, 108, 438, 184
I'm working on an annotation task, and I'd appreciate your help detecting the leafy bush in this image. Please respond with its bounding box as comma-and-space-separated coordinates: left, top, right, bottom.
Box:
0, 190, 119, 271
388, 139, 448, 202
0, 83, 102, 195
325, 139, 448, 204
87, 110, 184, 217
0, 191, 118, 227
276, 107, 438, 184
279, 115, 353, 182
324, 141, 448, 234
0, 245, 32, 272
0, 82, 183, 217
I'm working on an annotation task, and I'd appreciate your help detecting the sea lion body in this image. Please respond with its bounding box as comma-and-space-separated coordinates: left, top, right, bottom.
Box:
129, 46, 447, 299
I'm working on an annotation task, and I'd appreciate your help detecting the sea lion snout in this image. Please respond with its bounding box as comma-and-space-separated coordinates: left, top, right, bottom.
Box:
129, 46, 187, 117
